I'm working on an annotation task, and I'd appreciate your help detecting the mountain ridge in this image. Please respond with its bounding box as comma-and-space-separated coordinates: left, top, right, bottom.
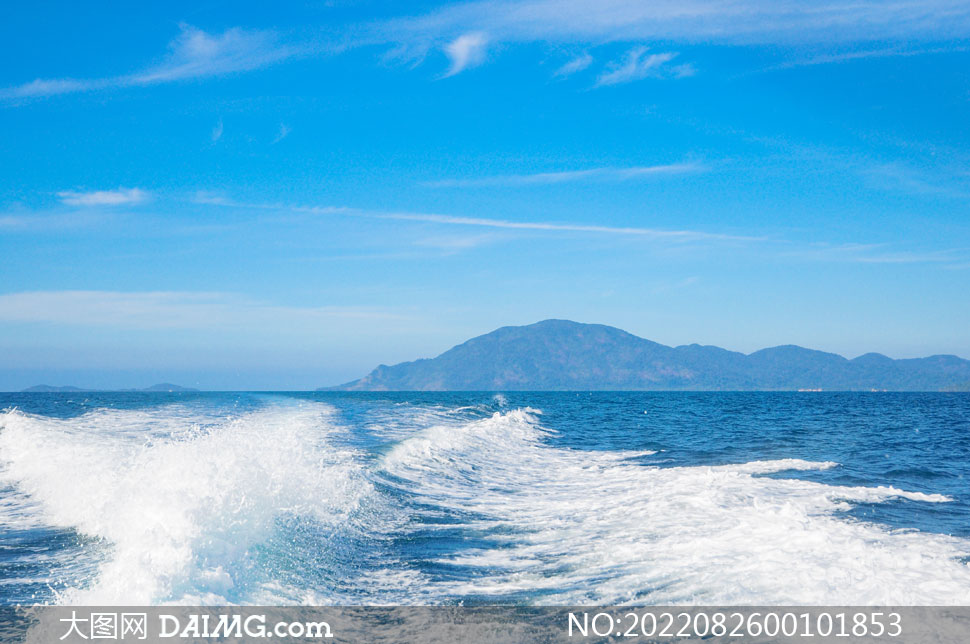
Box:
21, 383, 199, 393
324, 319, 970, 391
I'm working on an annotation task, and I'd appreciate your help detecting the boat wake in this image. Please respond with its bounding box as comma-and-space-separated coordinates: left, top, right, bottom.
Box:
2, 400, 969, 605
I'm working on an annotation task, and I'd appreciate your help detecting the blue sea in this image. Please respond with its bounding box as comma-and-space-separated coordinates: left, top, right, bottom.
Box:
1, 392, 969, 606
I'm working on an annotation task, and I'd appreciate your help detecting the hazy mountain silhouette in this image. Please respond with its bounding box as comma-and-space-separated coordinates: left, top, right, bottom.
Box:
20, 385, 91, 393
326, 319, 970, 391
21, 383, 198, 393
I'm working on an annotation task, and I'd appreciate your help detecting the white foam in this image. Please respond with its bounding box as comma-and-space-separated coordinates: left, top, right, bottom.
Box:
364, 404, 484, 442
378, 408, 970, 605
4, 400, 969, 607
0, 402, 374, 605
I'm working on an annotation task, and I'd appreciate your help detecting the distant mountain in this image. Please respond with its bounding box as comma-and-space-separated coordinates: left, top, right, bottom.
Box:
127, 383, 199, 392
325, 319, 970, 392
20, 383, 198, 393
21, 385, 92, 393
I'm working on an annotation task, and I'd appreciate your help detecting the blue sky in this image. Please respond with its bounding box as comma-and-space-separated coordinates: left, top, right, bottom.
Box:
1, 0, 969, 390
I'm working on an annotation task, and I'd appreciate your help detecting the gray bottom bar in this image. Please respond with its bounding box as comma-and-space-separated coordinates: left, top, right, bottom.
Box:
5, 606, 970, 644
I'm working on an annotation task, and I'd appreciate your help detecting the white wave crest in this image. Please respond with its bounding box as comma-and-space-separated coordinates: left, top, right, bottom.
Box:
0, 402, 372, 605
378, 408, 970, 605
4, 399, 968, 607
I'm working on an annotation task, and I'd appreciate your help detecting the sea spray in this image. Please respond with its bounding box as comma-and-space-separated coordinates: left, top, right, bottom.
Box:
3, 393, 970, 607
0, 401, 375, 604
376, 407, 970, 604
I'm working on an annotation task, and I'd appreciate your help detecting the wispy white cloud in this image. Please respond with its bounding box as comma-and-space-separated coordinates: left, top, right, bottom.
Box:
57, 187, 149, 207
0, 291, 404, 329
385, 0, 970, 47
786, 242, 968, 265
189, 192, 970, 267
211, 119, 224, 142
133, 25, 293, 84
190, 192, 354, 215
414, 233, 499, 252
272, 123, 292, 144
553, 52, 593, 77
191, 191, 238, 207
375, 0, 970, 75
1, 24, 296, 101
863, 163, 970, 199
6, 3, 968, 100
0, 210, 117, 231
5, 78, 103, 98
853, 251, 965, 265
443, 32, 489, 76
376, 211, 756, 241
424, 162, 704, 187
756, 44, 970, 72
195, 193, 970, 270
192, 192, 755, 242
596, 47, 692, 86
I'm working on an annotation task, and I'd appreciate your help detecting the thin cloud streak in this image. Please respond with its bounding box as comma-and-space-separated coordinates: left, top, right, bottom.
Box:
6, 3, 967, 100
5, 3, 968, 101
863, 163, 970, 200
193, 193, 968, 267
192, 192, 756, 242
376, 0, 970, 75
785, 243, 968, 265
0, 291, 406, 329
377, 211, 757, 241
553, 52, 593, 77
1, 25, 296, 101
596, 48, 691, 86
424, 162, 705, 187
57, 187, 150, 207
0, 210, 117, 231
756, 45, 970, 73
383, 0, 970, 47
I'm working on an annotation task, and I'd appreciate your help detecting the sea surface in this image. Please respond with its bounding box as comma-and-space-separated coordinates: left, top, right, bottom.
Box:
1, 391, 969, 606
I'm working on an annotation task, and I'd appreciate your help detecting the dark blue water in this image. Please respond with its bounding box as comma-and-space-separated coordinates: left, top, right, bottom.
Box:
1, 392, 969, 606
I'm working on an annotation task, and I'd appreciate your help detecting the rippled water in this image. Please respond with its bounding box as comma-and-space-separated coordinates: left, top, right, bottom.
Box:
1, 392, 969, 605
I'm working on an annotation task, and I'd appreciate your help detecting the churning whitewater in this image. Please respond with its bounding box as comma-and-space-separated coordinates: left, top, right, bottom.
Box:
1, 391, 969, 606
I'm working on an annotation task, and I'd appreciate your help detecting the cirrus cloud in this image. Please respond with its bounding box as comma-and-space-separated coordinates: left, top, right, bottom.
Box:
443, 31, 489, 76
596, 47, 693, 86
553, 52, 594, 77
424, 162, 705, 187
1, 24, 297, 101
0, 290, 404, 330
57, 187, 150, 207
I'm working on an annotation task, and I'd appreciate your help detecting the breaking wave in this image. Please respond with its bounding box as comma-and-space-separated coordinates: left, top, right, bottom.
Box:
2, 398, 969, 606
0, 401, 378, 605
377, 407, 970, 604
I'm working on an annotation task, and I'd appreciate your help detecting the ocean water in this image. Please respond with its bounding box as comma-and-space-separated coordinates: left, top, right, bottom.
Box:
1, 391, 969, 606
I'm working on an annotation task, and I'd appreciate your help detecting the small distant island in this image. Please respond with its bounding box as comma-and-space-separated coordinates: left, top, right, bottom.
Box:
21, 383, 198, 393
324, 319, 970, 392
